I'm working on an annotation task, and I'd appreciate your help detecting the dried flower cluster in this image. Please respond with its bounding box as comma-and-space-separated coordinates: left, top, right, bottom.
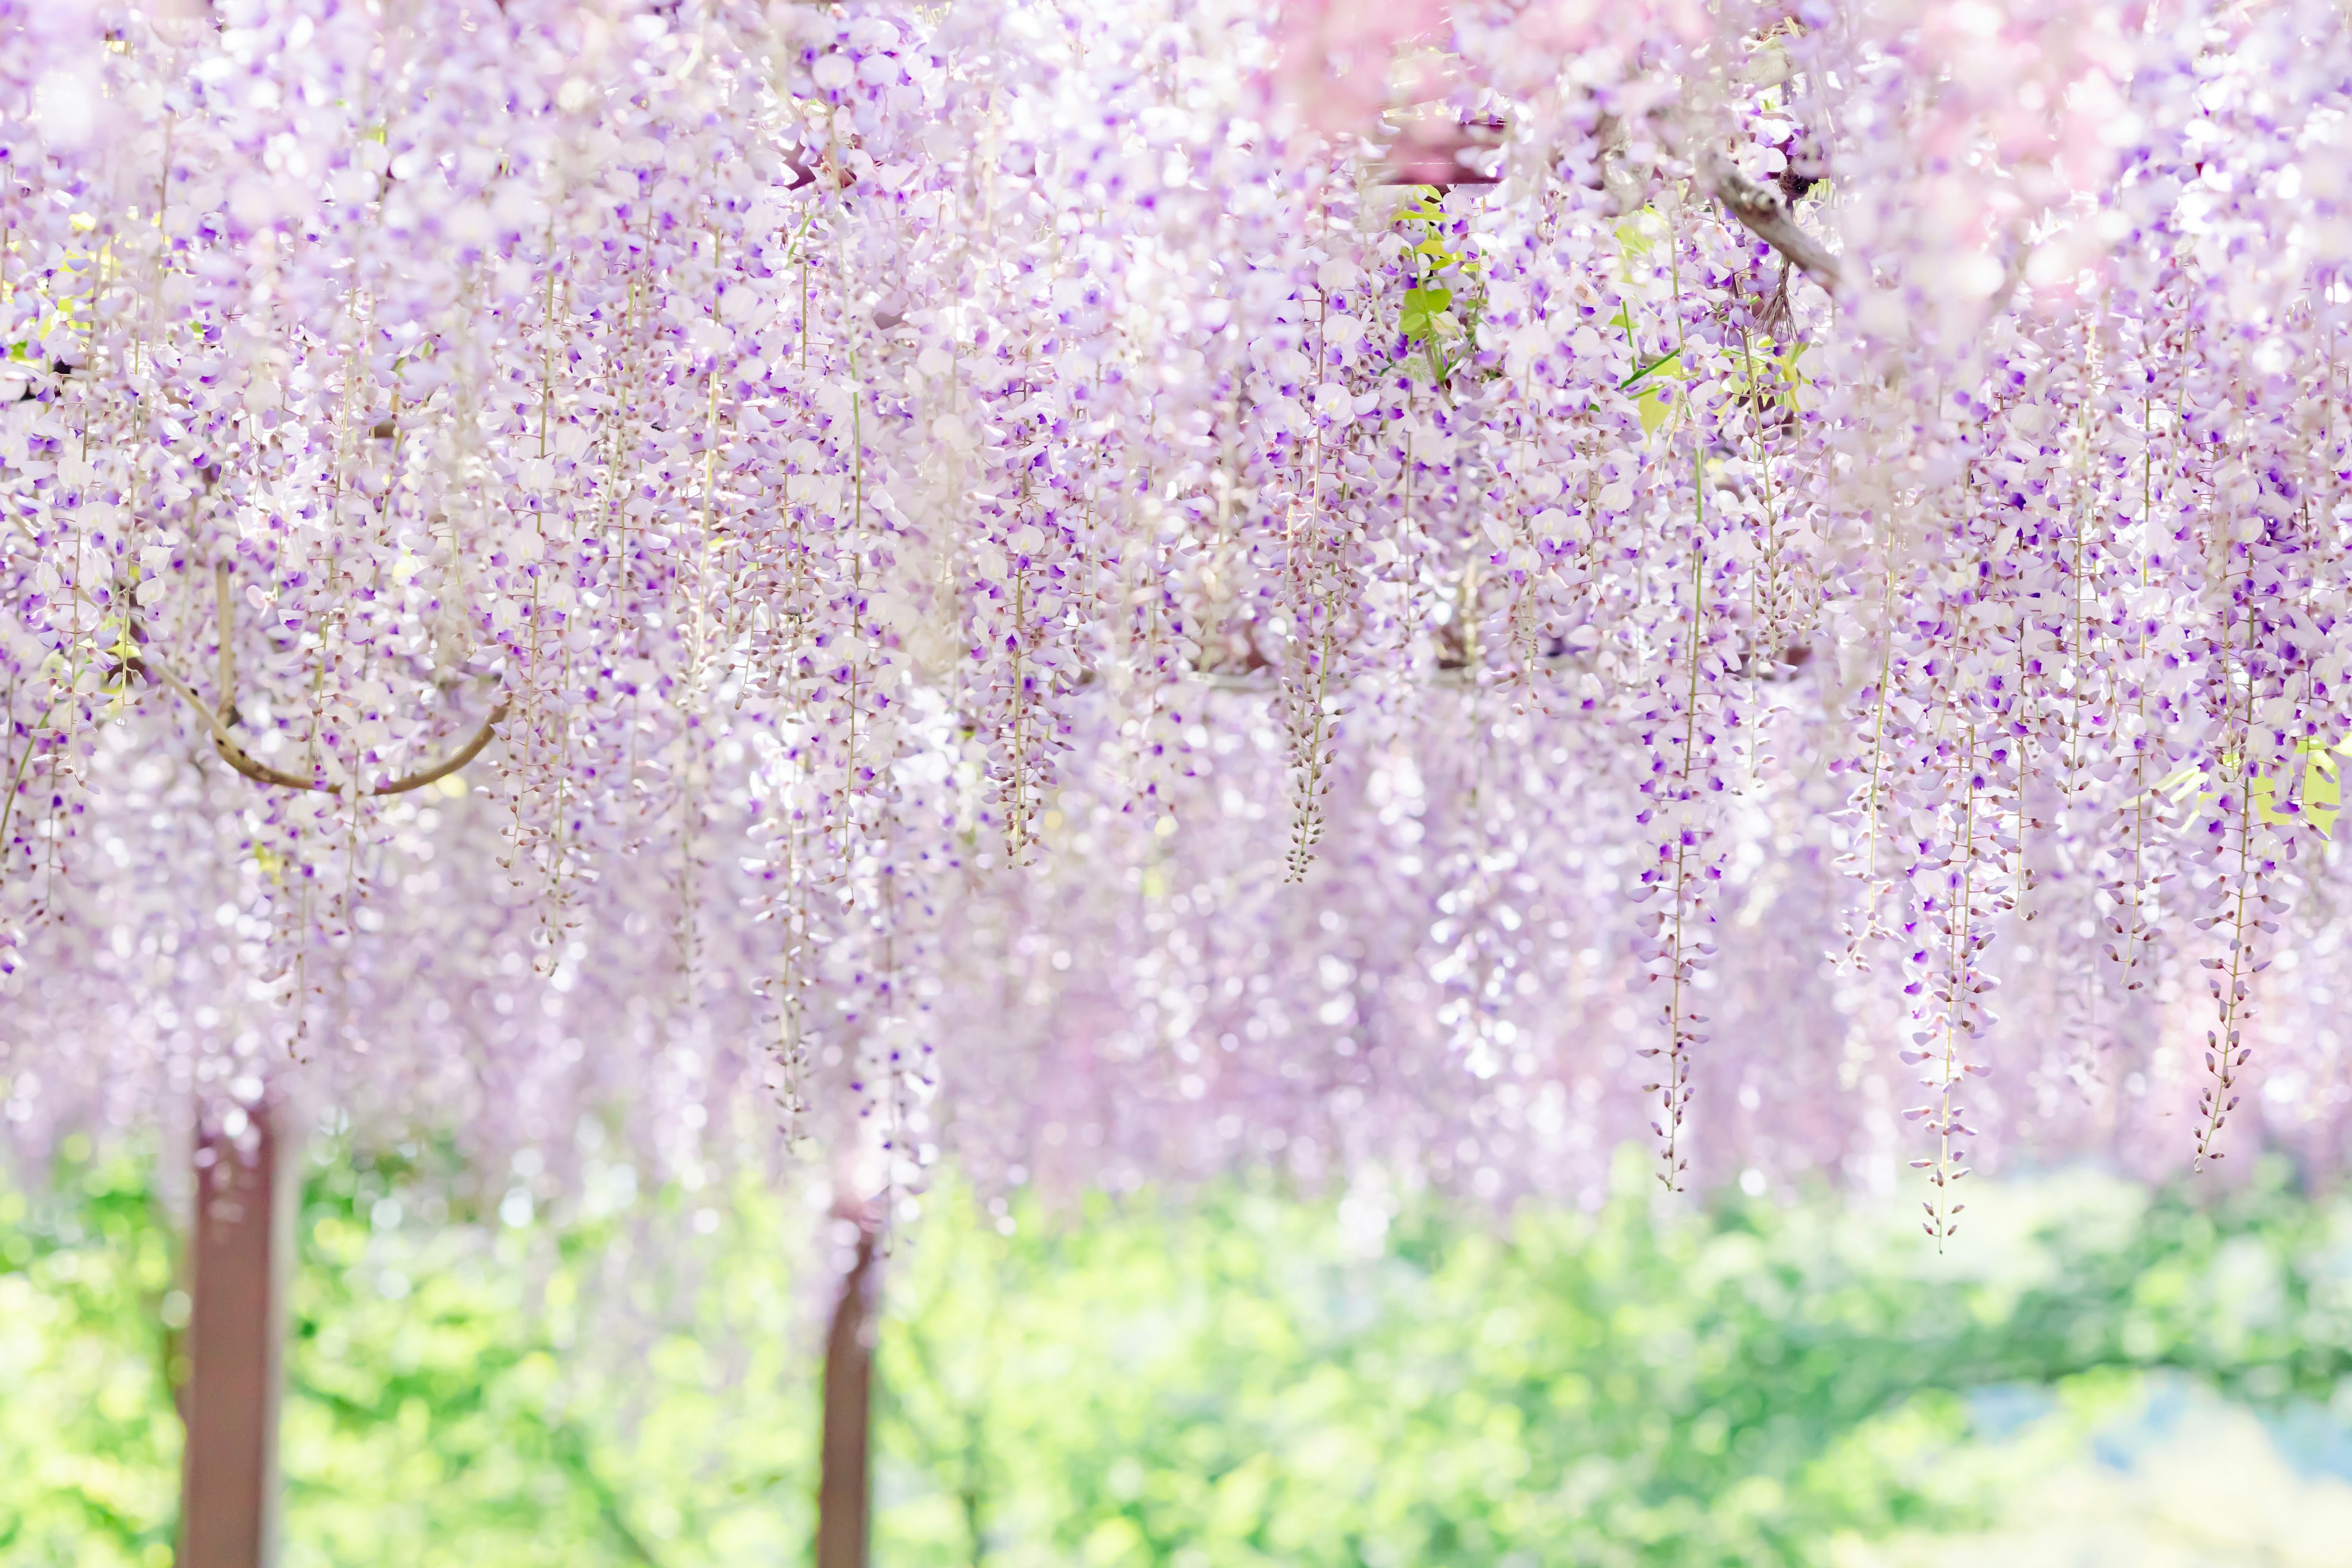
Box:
6, 0, 2352, 1225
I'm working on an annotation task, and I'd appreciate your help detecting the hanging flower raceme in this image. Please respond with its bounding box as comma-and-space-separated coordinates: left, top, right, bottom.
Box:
6, 0, 2352, 1223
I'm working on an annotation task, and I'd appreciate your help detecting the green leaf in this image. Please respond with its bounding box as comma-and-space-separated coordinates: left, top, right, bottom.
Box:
1618, 349, 1682, 392
1637, 385, 1675, 437
1400, 286, 1453, 342
1615, 210, 1664, 257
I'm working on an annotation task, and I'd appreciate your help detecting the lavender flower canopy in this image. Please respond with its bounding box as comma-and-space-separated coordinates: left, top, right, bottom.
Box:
5, 0, 2351, 1231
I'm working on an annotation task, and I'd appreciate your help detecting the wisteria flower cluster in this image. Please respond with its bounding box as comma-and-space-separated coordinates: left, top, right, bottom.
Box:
6, 0, 2352, 1235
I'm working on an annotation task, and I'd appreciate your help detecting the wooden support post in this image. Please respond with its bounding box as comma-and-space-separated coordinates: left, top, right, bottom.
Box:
178, 1107, 285, 1568
816, 1209, 880, 1568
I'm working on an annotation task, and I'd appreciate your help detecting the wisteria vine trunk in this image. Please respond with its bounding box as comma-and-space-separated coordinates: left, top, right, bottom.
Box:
818, 1213, 880, 1568
178, 1107, 285, 1568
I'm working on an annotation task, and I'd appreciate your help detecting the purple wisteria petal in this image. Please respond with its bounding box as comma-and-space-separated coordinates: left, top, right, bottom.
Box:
0, 1, 2347, 1234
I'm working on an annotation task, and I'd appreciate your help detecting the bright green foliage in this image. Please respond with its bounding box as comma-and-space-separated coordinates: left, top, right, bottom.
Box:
1398, 285, 1453, 342
4, 1147, 2352, 1567
281, 1150, 820, 1567
0, 1139, 181, 1568
1392, 186, 1482, 383
874, 1158, 2352, 1567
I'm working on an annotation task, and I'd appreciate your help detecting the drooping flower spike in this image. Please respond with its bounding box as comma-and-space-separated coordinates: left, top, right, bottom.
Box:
6, 0, 2352, 1231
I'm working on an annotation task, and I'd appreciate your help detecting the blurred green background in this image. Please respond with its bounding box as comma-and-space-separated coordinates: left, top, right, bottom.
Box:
6, 1140, 2352, 1567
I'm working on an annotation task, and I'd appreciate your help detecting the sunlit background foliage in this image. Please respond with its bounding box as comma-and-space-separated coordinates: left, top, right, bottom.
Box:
7, 1144, 2352, 1567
